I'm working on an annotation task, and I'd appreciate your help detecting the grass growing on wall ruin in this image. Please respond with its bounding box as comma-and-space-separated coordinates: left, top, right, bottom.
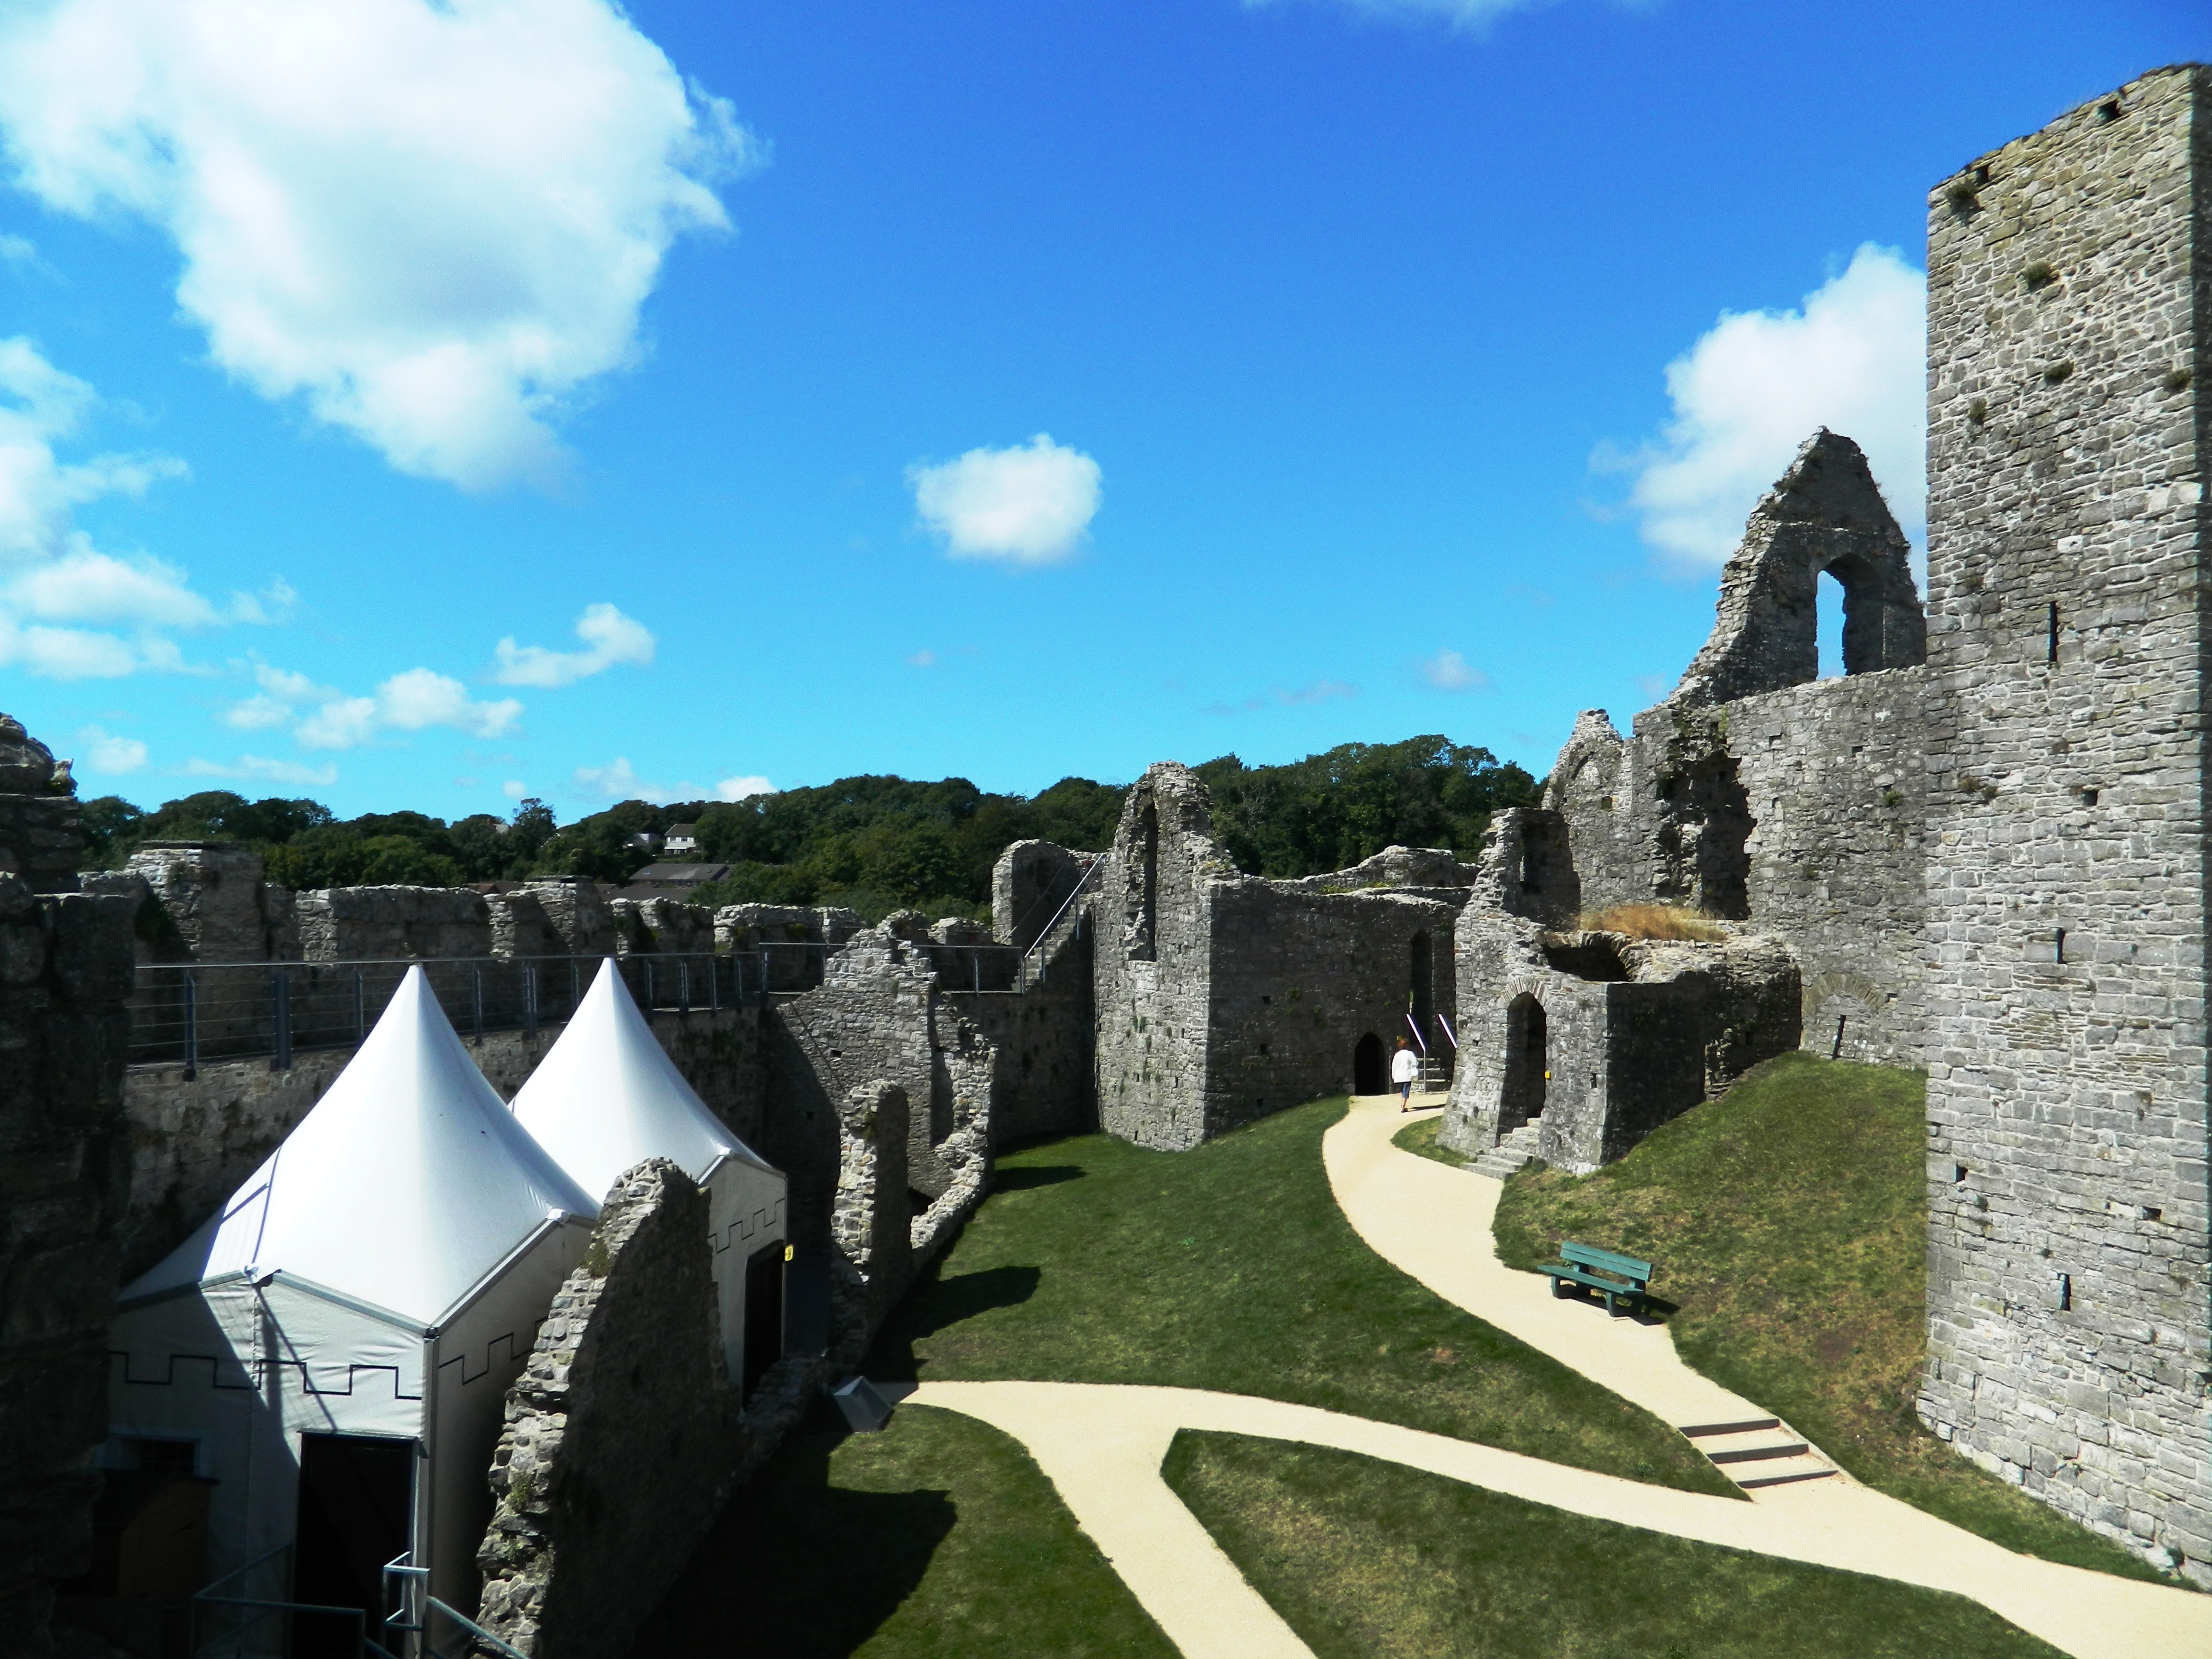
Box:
1163, 1431, 2069, 1658
869, 1098, 1736, 1497
1492, 1051, 2178, 1584
640, 1403, 1174, 1657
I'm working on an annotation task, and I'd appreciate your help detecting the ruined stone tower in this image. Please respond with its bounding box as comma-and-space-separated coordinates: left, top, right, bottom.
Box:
1918, 66, 2212, 1585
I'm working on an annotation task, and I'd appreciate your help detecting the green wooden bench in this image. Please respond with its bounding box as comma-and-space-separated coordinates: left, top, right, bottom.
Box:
1541, 1240, 1653, 1316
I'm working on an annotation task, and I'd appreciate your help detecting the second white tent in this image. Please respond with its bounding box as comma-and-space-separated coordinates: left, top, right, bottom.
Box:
510, 958, 789, 1389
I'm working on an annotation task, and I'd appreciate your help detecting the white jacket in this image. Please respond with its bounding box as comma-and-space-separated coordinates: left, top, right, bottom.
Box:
1391, 1047, 1420, 1083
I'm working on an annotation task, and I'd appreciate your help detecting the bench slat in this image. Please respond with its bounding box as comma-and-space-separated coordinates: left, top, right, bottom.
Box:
1542, 1264, 1645, 1295
1559, 1240, 1653, 1279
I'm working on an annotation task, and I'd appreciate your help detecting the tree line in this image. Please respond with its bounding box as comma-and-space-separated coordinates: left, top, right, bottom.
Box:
81, 734, 1541, 921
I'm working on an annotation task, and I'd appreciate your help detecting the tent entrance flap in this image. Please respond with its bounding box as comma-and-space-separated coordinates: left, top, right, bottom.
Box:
292, 1432, 414, 1658
743, 1242, 786, 1397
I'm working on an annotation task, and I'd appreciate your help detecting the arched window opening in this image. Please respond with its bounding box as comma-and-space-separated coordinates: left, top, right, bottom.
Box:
1817, 567, 1846, 678
1353, 1032, 1386, 1096
1500, 994, 1546, 1133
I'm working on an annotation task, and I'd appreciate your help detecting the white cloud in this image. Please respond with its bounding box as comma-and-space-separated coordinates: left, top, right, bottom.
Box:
179, 753, 339, 786
1612, 244, 1926, 569
909, 434, 1102, 566
0, 335, 276, 677
0, 0, 756, 492
906, 649, 937, 668
1420, 649, 1490, 692
240, 658, 523, 748
1245, 0, 1539, 29
501, 779, 528, 800
78, 724, 146, 774
492, 601, 656, 686
373, 667, 522, 738
715, 774, 773, 802
574, 755, 659, 802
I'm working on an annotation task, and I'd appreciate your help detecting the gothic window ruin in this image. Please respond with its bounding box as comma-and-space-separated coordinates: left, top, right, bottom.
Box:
1500, 994, 1546, 1132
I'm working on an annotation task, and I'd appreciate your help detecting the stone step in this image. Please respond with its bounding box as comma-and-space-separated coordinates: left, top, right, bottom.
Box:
1681, 1421, 1837, 1488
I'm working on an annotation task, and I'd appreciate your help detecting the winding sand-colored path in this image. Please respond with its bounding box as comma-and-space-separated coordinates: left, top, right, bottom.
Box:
897, 1096, 2212, 1659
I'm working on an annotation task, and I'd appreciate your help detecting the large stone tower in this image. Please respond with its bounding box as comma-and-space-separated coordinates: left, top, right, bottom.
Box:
1918, 67, 2211, 1584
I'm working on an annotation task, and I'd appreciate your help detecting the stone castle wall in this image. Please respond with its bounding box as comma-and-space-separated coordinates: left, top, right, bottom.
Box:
1917, 66, 2212, 1586
0, 717, 138, 1655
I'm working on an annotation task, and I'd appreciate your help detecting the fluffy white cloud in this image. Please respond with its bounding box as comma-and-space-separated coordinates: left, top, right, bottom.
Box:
179, 753, 339, 786
909, 434, 1102, 567
573, 756, 657, 802
1420, 649, 1489, 691
78, 725, 146, 774
501, 779, 528, 800
492, 602, 656, 687
0, 0, 755, 491
715, 774, 773, 802
0, 335, 280, 677
1613, 244, 1926, 568
238, 658, 522, 748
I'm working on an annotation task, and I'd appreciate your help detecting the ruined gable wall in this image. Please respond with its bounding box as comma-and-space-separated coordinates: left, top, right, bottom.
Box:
1552, 672, 1928, 1067
1201, 882, 1457, 1136
1917, 67, 2212, 1586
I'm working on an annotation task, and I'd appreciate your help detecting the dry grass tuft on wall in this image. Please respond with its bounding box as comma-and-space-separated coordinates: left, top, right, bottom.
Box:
1576, 904, 1727, 942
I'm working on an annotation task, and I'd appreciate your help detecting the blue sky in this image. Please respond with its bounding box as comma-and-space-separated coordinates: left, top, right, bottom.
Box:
0, 0, 2201, 820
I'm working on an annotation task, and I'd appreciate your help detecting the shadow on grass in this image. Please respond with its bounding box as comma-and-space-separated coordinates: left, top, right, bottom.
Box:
993, 1164, 1085, 1190
871, 1263, 1043, 1380
640, 1413, 954, 1657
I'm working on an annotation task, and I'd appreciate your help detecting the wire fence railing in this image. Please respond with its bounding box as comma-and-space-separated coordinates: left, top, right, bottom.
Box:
130, 934, 1061, 1073
130, 952, 746, 1073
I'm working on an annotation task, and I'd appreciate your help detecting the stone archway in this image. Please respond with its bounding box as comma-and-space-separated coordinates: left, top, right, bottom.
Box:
1499, 993, 1547, 1133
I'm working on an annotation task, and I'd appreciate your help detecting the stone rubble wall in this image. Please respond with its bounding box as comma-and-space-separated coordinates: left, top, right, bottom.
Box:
992, 839, 1093, 950
294, 884, 493, 961
1437, 914, 1800, 1168
609, 897, 715, 956
943, 906, 1097, 1147
474, 1159, 821, 1659
1917, 66, 2212, 1586
121, 844, 294, 963
0, 715, 137, 1654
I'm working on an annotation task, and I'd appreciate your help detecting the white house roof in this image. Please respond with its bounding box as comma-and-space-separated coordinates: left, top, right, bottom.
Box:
512, 956, 776, 1201
123, 965, 599, 1327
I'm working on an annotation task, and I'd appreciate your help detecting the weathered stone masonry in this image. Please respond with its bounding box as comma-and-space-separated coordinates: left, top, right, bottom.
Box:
1916, 66, 2212, 1585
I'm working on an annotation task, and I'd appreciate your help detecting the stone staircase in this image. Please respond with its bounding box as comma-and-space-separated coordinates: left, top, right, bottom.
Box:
1471, 1117, 1544, 1180
1679, 1416, 1838, 1490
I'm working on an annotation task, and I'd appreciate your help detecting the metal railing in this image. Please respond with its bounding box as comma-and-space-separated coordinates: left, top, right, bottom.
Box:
188, 1544, 400, 1659
130, 952, 747, 1073
382, 1554, 528, 1659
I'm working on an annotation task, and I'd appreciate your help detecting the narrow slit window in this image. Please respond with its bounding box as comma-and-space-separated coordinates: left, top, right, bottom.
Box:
2047, 603, 2059, 664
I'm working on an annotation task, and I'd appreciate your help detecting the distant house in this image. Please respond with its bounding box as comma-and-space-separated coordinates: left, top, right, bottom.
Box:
665, 822, 700, 856
625, 830, 661, 854
619, 862, 731, 900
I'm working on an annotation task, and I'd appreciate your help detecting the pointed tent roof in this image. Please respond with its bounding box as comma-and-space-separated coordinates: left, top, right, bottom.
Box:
124, 966, 598, 1327
512, 956, 776, 1203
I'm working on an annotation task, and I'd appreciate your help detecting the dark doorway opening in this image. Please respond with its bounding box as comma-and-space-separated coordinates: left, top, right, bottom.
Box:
1500, 995, 1547, 1133
1353, 1032, 1386, 1096
292, 1433, 413, 1658
744, 1242, 787, 1398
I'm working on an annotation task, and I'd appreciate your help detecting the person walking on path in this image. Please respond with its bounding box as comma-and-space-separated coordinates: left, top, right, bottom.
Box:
1392, 1036, 1420, 1111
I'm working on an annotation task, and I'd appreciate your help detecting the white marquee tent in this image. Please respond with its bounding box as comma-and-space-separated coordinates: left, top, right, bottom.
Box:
511, 957, 788, 1390
108, 966, 598, 1648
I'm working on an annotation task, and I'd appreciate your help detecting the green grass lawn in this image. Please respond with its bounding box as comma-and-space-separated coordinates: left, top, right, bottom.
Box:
1164, 1431, 2068, 1659
1492, 1051, 2177, 1585
639, 1403, 1175, 1657
872, 1097, 1736, 1497
1393, 1111, 1466, 1167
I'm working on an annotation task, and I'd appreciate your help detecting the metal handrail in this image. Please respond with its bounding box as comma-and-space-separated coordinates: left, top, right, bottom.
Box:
1019, 854, 1103, 969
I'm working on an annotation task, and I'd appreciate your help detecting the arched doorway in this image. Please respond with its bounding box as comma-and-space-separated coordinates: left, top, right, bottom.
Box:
1353, 1032, 1386, 1096
1500, 994, 1546, 1132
